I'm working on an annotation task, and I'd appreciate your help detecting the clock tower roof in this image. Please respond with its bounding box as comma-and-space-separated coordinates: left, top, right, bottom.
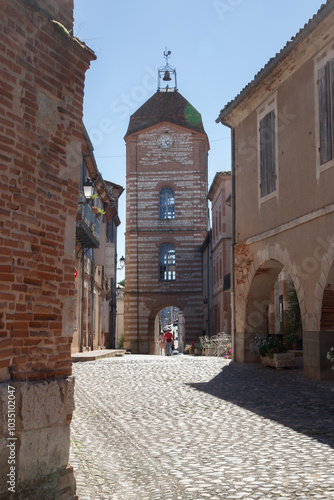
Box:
125, 91, 206, 138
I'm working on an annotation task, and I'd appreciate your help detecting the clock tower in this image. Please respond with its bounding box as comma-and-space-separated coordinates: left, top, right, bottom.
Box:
124, 51, 209, 353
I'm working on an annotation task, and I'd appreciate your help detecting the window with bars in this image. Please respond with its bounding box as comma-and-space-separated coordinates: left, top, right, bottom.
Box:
159, 187, 175, 220
318, 59, 334, 165
158, 243, 176, 281
260, 110, 276, 197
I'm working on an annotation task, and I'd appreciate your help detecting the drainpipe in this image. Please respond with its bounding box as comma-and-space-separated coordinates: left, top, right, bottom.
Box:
206, 232, 210, 335
219, 122, 236, 361
210, 231, 214, 336
80, 248, 85, 352
90, 249, 95, 351
230, 127, 236, 362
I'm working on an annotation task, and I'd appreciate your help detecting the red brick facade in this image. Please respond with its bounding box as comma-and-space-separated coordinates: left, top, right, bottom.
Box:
124, 91, 209, 353
0, 0, 95, 382
0, 0, 95, 496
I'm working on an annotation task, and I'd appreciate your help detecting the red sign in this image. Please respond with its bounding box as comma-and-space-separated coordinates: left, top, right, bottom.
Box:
74, 268, 78, 279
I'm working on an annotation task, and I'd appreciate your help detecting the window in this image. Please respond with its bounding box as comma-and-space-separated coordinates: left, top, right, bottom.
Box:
159, 187, 175, 220
318, 58, 334, 165
260, 110, 276, 197
159, 243, 175, 281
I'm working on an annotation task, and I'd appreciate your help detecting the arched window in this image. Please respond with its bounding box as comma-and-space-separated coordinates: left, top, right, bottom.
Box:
159, 243, 176, 281
159, 187, 175, 220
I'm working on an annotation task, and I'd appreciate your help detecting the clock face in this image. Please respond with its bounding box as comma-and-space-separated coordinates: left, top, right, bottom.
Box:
157, 134, 173, 149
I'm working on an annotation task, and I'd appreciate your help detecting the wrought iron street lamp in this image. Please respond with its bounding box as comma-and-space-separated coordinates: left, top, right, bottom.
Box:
119, 256, 125, 269
83, 178, 94, 200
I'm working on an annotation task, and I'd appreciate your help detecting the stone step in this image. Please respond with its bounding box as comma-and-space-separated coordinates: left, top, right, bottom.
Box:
71, 349, 127, 362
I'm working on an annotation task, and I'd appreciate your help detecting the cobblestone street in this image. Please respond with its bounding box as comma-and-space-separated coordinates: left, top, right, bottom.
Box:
70, 355, 334, 500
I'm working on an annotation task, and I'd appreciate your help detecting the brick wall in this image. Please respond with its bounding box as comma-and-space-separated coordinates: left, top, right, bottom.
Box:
0, 0, 95, 495
124, 122, 209, 352
0, 0, 95, 383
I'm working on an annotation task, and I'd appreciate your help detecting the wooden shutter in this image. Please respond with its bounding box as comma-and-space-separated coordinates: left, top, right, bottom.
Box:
260, 114, 268, 197
260, 110, 276, 197
319, 62, 333, 165
268, 111, 276, 193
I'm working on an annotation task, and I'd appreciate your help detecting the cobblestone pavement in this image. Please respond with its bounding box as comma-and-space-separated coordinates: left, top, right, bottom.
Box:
70, 355, 334, 500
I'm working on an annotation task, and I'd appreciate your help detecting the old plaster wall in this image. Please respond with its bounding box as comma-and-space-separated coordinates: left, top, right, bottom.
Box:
230, 13, 334, 379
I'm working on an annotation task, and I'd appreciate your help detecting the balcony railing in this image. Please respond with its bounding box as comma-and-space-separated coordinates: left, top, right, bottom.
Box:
76, 203, 100, 249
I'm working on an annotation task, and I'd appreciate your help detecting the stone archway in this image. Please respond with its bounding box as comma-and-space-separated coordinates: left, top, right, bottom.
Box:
235, 244, 307, 363
148, 305, 185, 354
318, 259, 334, 379
245, 259, 284, 335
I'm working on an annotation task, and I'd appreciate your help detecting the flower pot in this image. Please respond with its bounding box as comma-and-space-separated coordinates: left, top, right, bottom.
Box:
261, 352, 295, 370
204, 347, 215, 356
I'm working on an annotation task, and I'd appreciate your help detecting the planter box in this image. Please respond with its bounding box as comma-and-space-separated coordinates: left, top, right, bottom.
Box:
204, 347, 215, 356
260, 352, 295, 370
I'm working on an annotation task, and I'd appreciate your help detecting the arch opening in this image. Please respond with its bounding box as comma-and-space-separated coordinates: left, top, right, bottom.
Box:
148, 306, 185, 355
244, 259, 303, 361
317, 258, 334, 378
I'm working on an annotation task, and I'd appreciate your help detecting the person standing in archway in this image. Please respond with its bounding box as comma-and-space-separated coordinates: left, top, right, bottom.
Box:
157, 331, 166, 355
164, 328, 173, 356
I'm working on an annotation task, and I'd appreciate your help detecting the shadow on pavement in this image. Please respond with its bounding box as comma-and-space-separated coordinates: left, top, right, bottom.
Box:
188, 361, 334, 449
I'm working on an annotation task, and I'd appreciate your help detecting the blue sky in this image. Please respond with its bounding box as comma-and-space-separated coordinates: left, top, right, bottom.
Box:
74, 0, 324, 280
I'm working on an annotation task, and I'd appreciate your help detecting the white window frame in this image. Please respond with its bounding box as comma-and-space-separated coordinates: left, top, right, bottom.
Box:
158, 243, 176, 281
159, 187, 175, 220
257, 93, 279, 206
314, 42, 334, 180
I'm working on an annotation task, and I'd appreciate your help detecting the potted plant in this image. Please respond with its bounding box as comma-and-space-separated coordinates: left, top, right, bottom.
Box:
283, 277, 303, 350
184, 344, 192, 355
327, 347, 334, 370
194, 342, 202, 356
92, 206, 106, 217
283, 332, 296, 350
199, 335, 214, 356
223, 343, 232, 359
250, 335, 295, 369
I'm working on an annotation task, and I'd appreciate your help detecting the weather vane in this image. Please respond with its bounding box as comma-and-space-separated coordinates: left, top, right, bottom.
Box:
164, 48, 171, 65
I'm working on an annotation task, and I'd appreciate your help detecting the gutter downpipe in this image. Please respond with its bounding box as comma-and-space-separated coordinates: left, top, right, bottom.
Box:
210, 231, 214, 337
221, 122, 236, 361
90, 249, 95, 351
231, 127, 236, 362
80, 248, 85, 352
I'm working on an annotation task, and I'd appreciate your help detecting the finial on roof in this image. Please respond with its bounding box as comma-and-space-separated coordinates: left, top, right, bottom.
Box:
158, 48, 177, 93
164, 48, 171, 65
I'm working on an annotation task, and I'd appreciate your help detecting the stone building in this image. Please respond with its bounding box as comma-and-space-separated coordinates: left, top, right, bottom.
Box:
208, 172, 232, 335
0, 0, 95, 497
123, 54, 209, 353
216, 0, 334, 380
74, 127, 124, 353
